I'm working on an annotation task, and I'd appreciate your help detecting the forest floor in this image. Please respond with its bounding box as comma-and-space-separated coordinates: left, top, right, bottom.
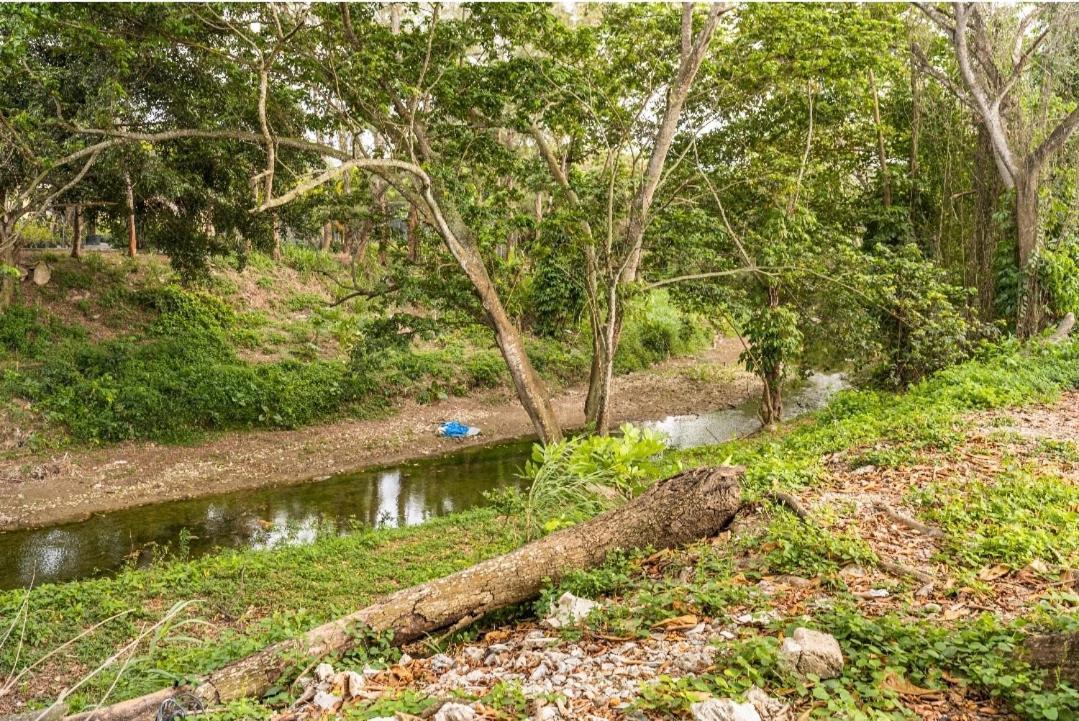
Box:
1, 343, 1075, 720
0, 339, 757, 531
277, 379, 1079, 721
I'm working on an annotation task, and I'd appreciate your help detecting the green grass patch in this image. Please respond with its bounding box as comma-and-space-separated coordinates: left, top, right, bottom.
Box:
0, 508, 516, 712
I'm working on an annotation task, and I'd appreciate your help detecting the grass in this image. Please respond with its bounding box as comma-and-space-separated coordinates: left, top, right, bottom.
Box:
0, 509, 517, 711
0, 254, 707, 447
2, 340, 1077, 716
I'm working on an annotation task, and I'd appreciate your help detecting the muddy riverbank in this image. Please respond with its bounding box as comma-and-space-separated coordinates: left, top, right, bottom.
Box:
0, 341, 760, 532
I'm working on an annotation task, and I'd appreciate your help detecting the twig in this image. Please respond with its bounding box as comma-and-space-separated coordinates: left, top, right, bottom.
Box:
872, 502, 946, 539
761, 491, 811, 522
877, 559, 933, 584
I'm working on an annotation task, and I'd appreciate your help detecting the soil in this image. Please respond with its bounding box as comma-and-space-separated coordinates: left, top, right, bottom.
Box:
0, 339, 759, 532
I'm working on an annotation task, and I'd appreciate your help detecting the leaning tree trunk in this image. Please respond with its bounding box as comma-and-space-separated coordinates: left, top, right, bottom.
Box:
1015, 173, 1045, 338
431, 187, 562, 444
62, 466, 742, 721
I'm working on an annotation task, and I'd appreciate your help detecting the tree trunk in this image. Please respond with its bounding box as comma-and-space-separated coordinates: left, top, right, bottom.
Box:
406, 206, 419, 262
970, 127, 1003, 320
320, 222, 332, 252
271, 213, 281, 261
70, 207, 82, 259
869, 68, 892, 209
759, 287, 783, 428
124, 174, 138, 257
0, 240, 16, 309
593, 284, 622, 436
1014, 173, 1044, 338
760, 366, 782, 429
429, 186, 562, 443
62, 466, 743, 720
584, 343, 603, 425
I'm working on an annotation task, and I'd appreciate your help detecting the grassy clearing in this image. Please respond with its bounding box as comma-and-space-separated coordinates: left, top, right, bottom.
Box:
1, 341, 1077, 716
0, 253, 707, 448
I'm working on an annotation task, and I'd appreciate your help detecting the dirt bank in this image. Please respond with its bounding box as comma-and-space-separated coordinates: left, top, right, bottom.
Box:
0, 340, 759, 532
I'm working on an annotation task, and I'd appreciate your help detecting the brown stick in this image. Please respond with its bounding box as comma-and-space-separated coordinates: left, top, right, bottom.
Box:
63, 466, 744, 721
872, 502, 946, 539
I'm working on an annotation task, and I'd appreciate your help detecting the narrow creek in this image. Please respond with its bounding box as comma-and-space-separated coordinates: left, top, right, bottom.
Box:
0, 373, 845, 590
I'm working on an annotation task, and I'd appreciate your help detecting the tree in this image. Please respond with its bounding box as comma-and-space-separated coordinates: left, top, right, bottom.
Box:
510, 3, 729, 434
915, 2, 1079, 336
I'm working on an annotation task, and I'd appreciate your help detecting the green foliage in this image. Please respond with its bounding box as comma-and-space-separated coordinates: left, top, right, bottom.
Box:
522, 424, 668, 537
615, 291, 711, 373
530, 255, 583, 339
868, 244, 983, 389
0, 304, 45, 355
741, 304, 803, 383
7, 286, 357, 442
756, 510, 878, 579
0, 507, 517, 713
913, 470, 1079, 570
1038, 237, 1079, 320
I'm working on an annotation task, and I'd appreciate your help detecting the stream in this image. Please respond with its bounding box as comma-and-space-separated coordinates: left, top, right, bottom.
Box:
0, 373, 845, 590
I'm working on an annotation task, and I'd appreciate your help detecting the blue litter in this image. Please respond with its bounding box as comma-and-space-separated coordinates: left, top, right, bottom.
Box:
438, 420, 480, 438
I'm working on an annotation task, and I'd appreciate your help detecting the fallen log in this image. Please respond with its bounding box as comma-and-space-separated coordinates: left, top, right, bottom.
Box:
63, 465, 743, 721
1022, 631, 1079, 688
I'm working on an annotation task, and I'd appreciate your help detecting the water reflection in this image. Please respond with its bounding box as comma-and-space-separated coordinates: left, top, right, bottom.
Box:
644, 372, 846, 450
0, 374, 845, 589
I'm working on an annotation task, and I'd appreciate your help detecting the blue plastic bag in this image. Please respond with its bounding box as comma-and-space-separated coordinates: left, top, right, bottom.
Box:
438, 420, 480, 438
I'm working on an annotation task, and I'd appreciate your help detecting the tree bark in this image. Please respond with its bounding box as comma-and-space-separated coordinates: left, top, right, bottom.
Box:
1022, 631, 1079, 688
124, 173, 138, 258
320, 222, 332, 252
0, 240, 17, 309
1015, 172, 1044, 338
869, 68, 892, 208
70, 207, 82, 259
406, 205, 419, 262
593, 285, 622, 436
759, 286, 783, 428
271, 213, 281, 261
971, 127, 1003, 320
62, 466, 744, 721
424, 183, 562, 443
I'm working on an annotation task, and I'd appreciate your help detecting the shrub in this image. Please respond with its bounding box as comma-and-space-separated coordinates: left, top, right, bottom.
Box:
522, 424, 668, 537
869, 243, 984, 388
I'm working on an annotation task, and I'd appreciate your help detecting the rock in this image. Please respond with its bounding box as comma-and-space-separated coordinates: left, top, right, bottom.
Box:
345, 670, 365, 697
430, 653, 454, 672
745, 687, 791, 721
312, 690, 340, 712
32, 261, 51, 286
778, 628, 844, 680
435, 702, 478, 721
533, 704, 561, 720
544, 592, 599, 628
691, 698, 762, 721
314, 662, 335, 683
